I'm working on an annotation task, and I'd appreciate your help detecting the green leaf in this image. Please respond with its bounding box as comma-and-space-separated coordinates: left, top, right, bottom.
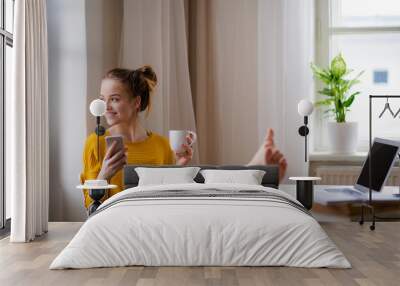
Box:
331, 54, 347, 78
349, 91, 361, 98
318, 88, 334, 96
315, 99, 334, 106
310, 63, 323, 74
335, 99, 344, 112
343, 94, 355, 107
311, 63, 332, 84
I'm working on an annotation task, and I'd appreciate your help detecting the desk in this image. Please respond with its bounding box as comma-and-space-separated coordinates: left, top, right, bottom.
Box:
279, 184, 400, 219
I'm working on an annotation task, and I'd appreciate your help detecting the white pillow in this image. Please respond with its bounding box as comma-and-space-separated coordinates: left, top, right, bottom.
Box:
135, 167, 201, 186
200, 169, 266, 185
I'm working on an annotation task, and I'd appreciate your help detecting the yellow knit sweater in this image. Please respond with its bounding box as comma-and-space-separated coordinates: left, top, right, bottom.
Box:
80, 130, 175, 209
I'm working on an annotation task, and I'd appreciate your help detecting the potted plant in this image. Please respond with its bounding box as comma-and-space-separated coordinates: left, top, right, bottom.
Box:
311, 54, 364, 153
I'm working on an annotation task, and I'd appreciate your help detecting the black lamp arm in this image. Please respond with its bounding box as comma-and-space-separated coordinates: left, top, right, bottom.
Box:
298, 116, 309, 162
94, 116, 106, 162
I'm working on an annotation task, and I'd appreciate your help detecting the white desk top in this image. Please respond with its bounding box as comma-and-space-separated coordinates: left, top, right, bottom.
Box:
76, 184, 117, 190
279, 184, 400, 206
289, 177, 321, 181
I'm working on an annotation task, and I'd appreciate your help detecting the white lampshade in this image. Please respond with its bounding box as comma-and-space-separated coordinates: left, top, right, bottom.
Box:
297, 99, 314, 116
89, 99, 106, 116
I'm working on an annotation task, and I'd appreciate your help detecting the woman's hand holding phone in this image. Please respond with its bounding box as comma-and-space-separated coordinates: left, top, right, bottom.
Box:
97, 139, 127, 181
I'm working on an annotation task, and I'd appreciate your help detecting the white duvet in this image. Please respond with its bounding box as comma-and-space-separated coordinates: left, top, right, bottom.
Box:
50, 183, 351, 269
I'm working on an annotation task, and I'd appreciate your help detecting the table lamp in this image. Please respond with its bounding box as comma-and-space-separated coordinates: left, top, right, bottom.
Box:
297, 99, 314, 162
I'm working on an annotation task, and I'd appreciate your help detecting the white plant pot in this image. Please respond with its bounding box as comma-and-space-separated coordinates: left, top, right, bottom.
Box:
327, 122, 358, 154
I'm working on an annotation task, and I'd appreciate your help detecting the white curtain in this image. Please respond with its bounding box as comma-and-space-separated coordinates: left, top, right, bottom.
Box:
120, 0, 199, 163
9, 0, 49, 242
257, 0, 315, 179
189, 0, 259, 165
188, 0, 314, 174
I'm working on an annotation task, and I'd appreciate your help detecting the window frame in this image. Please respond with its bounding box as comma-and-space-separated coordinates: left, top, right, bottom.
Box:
313, 0, 400, 153
0, 0, 13, 230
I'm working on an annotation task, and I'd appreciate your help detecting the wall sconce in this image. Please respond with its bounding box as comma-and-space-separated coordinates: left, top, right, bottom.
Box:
297, 99, 314, 162
89, 99, 106, 160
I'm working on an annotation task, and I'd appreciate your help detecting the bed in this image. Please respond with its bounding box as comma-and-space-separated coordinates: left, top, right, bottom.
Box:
50, 165, 350, 269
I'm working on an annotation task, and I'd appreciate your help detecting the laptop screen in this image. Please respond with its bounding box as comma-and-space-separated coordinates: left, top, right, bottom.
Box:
356, 141, 399, 192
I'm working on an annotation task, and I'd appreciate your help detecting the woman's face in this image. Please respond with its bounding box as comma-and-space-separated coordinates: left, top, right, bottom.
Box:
100, 78, 140, 126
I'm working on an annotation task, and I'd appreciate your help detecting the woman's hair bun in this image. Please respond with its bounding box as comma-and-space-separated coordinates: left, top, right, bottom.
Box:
136, 65, 157, 94
132, 65, 157, 113
104, 65, 158, 115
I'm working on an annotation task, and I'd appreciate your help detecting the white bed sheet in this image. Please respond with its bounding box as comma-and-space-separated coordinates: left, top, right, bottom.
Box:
50, 183, 350, 269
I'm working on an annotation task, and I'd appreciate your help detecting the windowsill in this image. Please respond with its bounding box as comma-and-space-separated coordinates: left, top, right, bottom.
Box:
309, 151, 367, 162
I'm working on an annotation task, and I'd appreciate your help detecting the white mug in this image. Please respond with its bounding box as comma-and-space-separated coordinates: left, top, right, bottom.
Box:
169, 130, 197, 153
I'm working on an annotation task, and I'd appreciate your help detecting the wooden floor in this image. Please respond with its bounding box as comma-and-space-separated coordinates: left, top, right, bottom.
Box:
0, 222, 399, 286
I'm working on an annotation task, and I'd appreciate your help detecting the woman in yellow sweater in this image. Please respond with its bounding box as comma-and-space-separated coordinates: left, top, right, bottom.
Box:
81, 65, 288, 210
81, 66, 194, 209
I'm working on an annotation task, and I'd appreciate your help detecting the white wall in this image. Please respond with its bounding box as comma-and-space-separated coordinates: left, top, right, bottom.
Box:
47, 0, 123, 221
257, 0, 315, 180
47, 0, 88, 221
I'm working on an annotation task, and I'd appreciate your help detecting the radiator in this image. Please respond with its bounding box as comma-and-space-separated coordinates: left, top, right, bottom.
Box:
315, 166, 400, 186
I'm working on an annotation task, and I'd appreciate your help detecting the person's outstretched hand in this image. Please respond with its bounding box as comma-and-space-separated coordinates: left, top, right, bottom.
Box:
248, 128, 287, 182
264, 129, 287, 182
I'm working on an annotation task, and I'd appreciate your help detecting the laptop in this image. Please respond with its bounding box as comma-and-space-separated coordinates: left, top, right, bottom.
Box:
325, 137, 400, 197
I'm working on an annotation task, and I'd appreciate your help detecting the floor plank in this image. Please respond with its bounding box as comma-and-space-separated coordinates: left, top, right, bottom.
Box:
0, 222, 399, 286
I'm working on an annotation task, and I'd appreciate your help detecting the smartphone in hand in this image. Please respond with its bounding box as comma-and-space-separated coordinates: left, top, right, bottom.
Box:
105, 135, 124, 155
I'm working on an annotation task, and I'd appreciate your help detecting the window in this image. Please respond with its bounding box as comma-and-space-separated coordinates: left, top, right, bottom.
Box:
0, 0, 14, 230
315, 0, 400, 152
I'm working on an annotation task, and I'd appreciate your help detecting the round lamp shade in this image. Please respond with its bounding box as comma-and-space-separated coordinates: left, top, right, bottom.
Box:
89, 99, 106, 116
297, 99, 314, 116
